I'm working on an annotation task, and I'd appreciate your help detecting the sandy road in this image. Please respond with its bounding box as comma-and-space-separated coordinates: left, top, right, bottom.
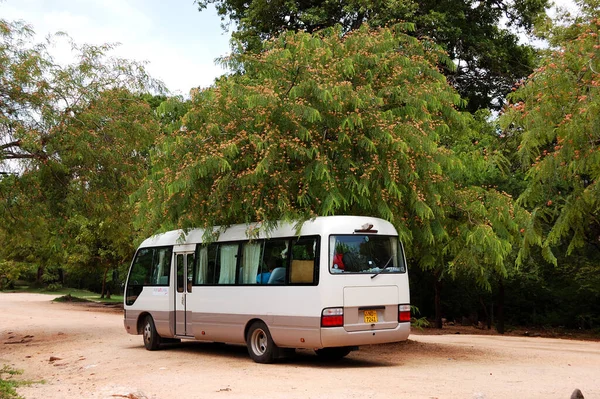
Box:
0, 293, 598, 399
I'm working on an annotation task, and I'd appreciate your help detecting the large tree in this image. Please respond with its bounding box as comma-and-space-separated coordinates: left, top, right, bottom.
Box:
0, 19, 162, 293
501, 1, 600, 263
137, 25, 525, 326
196, 0, 547, 111
499, 0, 600, 328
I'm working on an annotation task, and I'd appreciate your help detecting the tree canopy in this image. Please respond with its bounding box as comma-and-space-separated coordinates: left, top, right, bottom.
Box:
196, 0, 547, 111
0, 18, 162, 293
501, 1, 600, 264
137, 25, 524, 301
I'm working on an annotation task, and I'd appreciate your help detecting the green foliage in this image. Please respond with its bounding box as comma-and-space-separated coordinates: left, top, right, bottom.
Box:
197, 0, 547, 111
137, 25, 523, 295
0, 259, 32, 290
412, 0, 543, 111
155, 95, 191, 135
501, 3, 600, 264
410, 305, 431, 330
138, 25, 465, 235
0, 365, 38, 399
0, 18, 163, 294
502, 247, 600, 328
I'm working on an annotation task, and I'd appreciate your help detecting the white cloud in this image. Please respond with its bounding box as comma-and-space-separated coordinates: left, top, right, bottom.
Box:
2, 0, 231, 95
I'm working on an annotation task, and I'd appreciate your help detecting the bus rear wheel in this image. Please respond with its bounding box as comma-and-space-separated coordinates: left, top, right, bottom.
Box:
315, 347, 352, 361
142, 315, 161, 351
246, 321, 277, 364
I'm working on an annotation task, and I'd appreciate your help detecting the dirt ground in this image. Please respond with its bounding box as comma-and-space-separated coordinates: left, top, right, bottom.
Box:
1, 293, 598, 399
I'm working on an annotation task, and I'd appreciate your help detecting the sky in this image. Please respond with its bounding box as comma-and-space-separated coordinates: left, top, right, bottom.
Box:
2, 0, 580, 96
2, 0, 233, 95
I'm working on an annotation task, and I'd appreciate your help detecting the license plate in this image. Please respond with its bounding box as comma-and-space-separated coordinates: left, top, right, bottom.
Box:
363, 310, 378, 323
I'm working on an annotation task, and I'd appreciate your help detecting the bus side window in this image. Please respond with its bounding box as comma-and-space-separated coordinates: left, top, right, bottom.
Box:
150, 248, 171, 286
290, 237, 318, 284
195, 245, 208, 285
261, 239, 288, 285
125, 246, 172, 306
205, 244, 219, 285
129, 248, 153, 286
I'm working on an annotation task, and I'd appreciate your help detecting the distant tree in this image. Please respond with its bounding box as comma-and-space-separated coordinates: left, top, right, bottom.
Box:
137, 25, 526, 326
196, 0, 547, 111
0, 18, 162, 295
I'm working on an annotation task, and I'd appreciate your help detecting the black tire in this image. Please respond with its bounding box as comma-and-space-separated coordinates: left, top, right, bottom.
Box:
246, 321, 277, 364
142, 315, 161, 351
315, 347, 352, 361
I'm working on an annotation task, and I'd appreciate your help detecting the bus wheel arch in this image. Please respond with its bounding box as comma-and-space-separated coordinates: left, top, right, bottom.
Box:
245, 320, 277, 364
136, 312, 151, 334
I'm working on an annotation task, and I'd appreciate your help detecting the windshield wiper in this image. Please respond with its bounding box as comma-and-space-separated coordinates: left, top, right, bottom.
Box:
371, 256, 394, 279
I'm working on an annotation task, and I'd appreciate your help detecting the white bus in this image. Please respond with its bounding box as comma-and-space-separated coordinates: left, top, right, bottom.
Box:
123, 215, 410, 363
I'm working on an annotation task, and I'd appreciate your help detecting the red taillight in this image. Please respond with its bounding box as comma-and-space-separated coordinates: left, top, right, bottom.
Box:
399, 304, 411, 322
321, 307, 344, 327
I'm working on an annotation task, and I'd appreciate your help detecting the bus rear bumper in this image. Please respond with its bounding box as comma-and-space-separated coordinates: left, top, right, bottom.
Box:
320, 323, 410, 348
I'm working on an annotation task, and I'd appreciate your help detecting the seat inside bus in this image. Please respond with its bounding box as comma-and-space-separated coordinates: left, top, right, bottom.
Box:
267, 267, 286, 284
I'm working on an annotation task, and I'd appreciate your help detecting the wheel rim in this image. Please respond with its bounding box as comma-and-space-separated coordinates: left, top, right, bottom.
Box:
250, 328, 267, 356
143, 321, 152, 345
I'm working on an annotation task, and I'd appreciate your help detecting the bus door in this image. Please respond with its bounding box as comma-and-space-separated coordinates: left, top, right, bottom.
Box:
175, 252, 195, 336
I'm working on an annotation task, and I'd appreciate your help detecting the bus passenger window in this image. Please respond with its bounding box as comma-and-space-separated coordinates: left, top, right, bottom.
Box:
241, 242, 262, 284
195, 246, 208, 285
290, 237, 318, 284
260, 239, 288, 285
216, 244, 239, 285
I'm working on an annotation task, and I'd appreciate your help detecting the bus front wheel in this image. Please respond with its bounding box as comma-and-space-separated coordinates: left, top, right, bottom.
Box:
143, 315, 161, 351
246, 321, 277, 364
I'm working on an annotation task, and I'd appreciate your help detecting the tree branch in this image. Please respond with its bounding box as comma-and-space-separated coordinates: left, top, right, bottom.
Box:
0, 140, 21, 150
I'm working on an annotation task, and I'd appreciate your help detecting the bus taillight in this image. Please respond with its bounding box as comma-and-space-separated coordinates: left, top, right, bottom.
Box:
321, 307, 344, 327
398, 304, 411, 322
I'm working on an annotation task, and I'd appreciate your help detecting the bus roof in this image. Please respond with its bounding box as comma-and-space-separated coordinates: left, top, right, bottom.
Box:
138, 215, 398, 248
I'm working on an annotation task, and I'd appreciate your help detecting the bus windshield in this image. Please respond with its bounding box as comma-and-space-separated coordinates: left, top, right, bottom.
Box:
329, 235, 406, 274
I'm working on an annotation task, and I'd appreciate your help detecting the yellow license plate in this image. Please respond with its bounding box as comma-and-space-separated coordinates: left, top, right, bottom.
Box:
363, 310, 378, 323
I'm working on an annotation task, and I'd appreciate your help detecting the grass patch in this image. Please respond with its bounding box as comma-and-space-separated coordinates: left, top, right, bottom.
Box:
53, 293, 93, 303
0, 365, 42, 399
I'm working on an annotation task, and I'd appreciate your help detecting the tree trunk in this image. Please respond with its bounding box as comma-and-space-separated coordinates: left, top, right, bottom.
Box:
101, 265, 109, 299
496, 278, 505, 334
479, 296, 491, 329
434, 276, 443, 329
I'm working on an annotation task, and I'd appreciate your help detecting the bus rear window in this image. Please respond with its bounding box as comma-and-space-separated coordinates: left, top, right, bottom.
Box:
329, 235, 405, 274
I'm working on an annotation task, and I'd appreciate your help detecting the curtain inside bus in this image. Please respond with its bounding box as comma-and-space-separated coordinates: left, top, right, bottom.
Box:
242, 242, 261, 284
218, 244, 238, 284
